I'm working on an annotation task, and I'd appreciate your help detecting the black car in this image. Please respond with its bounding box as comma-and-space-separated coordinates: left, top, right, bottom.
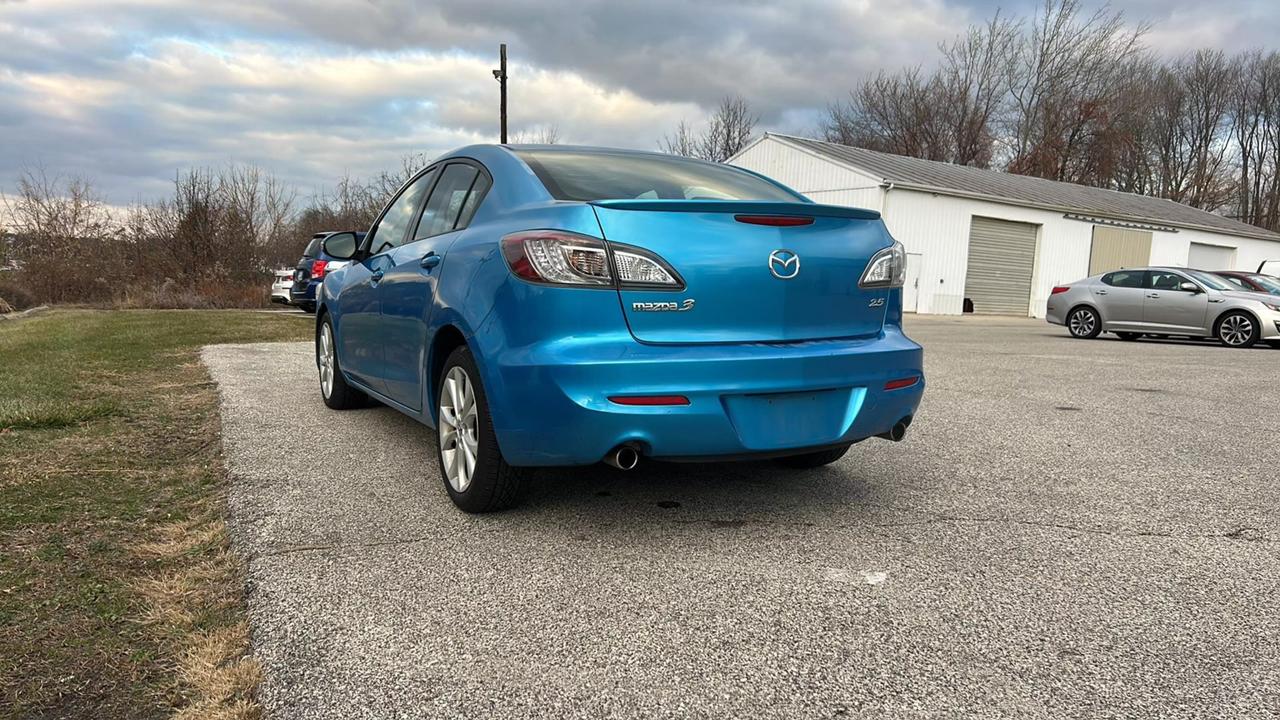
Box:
290, 231, 364, 312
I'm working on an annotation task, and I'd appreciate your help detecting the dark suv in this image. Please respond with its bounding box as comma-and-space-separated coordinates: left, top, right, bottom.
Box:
290, 231, 364, 312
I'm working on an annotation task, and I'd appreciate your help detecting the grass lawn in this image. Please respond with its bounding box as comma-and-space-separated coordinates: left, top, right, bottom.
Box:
0, 309, 311, 719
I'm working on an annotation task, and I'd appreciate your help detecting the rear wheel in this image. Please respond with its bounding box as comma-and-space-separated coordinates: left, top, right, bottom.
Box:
1067, 306, 1101, 339
776, 445, 850, 469
1216, 312, 1259, 348
1116, 332, 1142, 341
317, 316, 365, 409
436, 346, 525, 512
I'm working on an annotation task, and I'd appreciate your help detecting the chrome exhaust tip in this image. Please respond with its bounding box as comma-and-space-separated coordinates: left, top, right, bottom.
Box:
876, 418, 910, 442
604, 445, 640, 471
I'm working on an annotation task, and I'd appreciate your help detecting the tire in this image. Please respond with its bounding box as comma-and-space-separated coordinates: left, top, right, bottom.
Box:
1215, 311, 1259, 349
435, 346, 526, 513
776, 445, 851, 469
1116, 332, 1142, 341
299, 302, 317, 314
1067, 306, 1102, 339
316, 315, 366, 409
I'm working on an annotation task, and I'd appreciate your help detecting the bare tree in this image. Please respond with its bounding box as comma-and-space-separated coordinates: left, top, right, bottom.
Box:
0, 168, 115, 302
511, 124, 561, 144
824, 15, 1016, 168
661, 121, 701, 158
938, 13, 1020, 166
662, 96, 759, 162
824, 69, 950, 161
1003, 0, 1150, 183
1231, 51, 1280, 231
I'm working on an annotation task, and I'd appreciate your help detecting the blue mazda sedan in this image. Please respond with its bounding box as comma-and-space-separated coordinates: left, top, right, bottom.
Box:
315, 145, 924, 512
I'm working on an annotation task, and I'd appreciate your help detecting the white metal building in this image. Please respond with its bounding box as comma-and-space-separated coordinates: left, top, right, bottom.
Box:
730, 133, 1280, 317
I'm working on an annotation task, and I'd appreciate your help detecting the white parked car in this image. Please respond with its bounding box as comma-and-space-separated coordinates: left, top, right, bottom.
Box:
270, 269, 294, 305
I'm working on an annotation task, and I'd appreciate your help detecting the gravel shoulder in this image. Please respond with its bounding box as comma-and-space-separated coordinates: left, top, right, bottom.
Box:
203, 319, 1279, 719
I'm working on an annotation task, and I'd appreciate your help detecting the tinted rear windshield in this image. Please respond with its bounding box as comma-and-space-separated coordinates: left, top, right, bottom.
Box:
515, 149, 803, 203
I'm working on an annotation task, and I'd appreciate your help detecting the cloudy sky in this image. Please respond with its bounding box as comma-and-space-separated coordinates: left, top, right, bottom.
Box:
1, 0, 1277, 205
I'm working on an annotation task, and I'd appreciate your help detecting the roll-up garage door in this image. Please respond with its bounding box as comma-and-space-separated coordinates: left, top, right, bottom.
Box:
1187, 242, 1236, 270
963, 216, 1038, 315
1089, 226, 1152, 275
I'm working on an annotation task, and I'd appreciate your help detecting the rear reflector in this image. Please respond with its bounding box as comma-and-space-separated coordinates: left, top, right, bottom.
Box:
1050, 286, 1070, 295
608, 395, 690, 406
734, 215, 814, 227
883, 377, 920, 391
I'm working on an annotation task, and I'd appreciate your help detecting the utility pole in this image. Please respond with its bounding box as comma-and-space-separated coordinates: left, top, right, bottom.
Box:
493, 44, 507, 144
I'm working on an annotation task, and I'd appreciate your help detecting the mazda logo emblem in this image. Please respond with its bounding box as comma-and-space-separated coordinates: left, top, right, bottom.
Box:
768, 249, 800, 279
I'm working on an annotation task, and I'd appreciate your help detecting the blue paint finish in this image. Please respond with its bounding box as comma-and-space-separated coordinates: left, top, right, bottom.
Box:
594, 203, 893, 343
319, 144, 924, 466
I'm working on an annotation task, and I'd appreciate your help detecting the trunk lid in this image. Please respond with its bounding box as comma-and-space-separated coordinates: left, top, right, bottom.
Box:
592, 200, 892, 344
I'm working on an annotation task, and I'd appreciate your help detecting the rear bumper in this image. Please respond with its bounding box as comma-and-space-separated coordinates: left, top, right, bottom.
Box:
485, 326, 925, 466
290, 281, 319, 304
1045, 299, 1066, 326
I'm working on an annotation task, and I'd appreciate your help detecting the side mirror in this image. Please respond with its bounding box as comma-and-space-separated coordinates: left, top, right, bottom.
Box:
1179, 281, 1200, 293
322, 232, 359, 260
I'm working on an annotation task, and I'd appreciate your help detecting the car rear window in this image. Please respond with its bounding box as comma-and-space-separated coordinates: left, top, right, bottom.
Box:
303, 237, 323, 257
514, 149, 803, 203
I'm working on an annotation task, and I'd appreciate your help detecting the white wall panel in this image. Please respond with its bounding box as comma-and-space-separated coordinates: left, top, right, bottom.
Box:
732, 138, 1280, 317
1151, 227, 1280, 273
731, 137, 884, 212
880, 190, 1098, 317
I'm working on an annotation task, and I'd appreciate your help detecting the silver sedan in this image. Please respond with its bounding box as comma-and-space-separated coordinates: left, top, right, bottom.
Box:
1046, 266, 1280, 348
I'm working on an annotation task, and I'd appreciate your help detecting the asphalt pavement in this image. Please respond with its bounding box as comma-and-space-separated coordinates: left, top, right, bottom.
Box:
203, 316, 1279, 719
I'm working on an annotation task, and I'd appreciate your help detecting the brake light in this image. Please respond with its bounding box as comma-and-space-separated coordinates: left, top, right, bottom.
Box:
734, 215, 814, 227
1051, 286, 1070, 294
608, 395, 690, 406
884, 376, 920, 391
311, 260, 329, 279
859, 241, 907, 288
501, 230, 682, 288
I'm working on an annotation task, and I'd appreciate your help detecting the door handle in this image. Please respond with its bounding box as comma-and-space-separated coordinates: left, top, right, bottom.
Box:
420, 252, 442, 270
1096, 290, 1108, 295
1146, 292, 1160, 298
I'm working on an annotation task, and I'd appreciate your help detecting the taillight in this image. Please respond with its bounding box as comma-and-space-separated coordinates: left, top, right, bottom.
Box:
859, 240, 906, 289
310, 260, 329, 279
500, 230, 682, 288
1051, 285, 1070, 294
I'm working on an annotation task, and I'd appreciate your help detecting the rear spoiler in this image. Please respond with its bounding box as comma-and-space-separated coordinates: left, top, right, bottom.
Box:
590, 199, 880, 220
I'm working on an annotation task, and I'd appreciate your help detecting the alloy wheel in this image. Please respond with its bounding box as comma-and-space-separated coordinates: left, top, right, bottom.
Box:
1219, 314, 1254, 347
318, 323, 335, 398
1069, 309, 1096, 337
439, 366, 480, 492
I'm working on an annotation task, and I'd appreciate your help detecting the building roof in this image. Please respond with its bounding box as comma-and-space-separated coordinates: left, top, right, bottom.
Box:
757, 133, 1280, 243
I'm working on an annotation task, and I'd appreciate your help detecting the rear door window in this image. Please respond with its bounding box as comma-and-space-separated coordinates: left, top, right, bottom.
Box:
414, 164, 481, 241
1102, 270, 1145, 288
456, 172, 491, 230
